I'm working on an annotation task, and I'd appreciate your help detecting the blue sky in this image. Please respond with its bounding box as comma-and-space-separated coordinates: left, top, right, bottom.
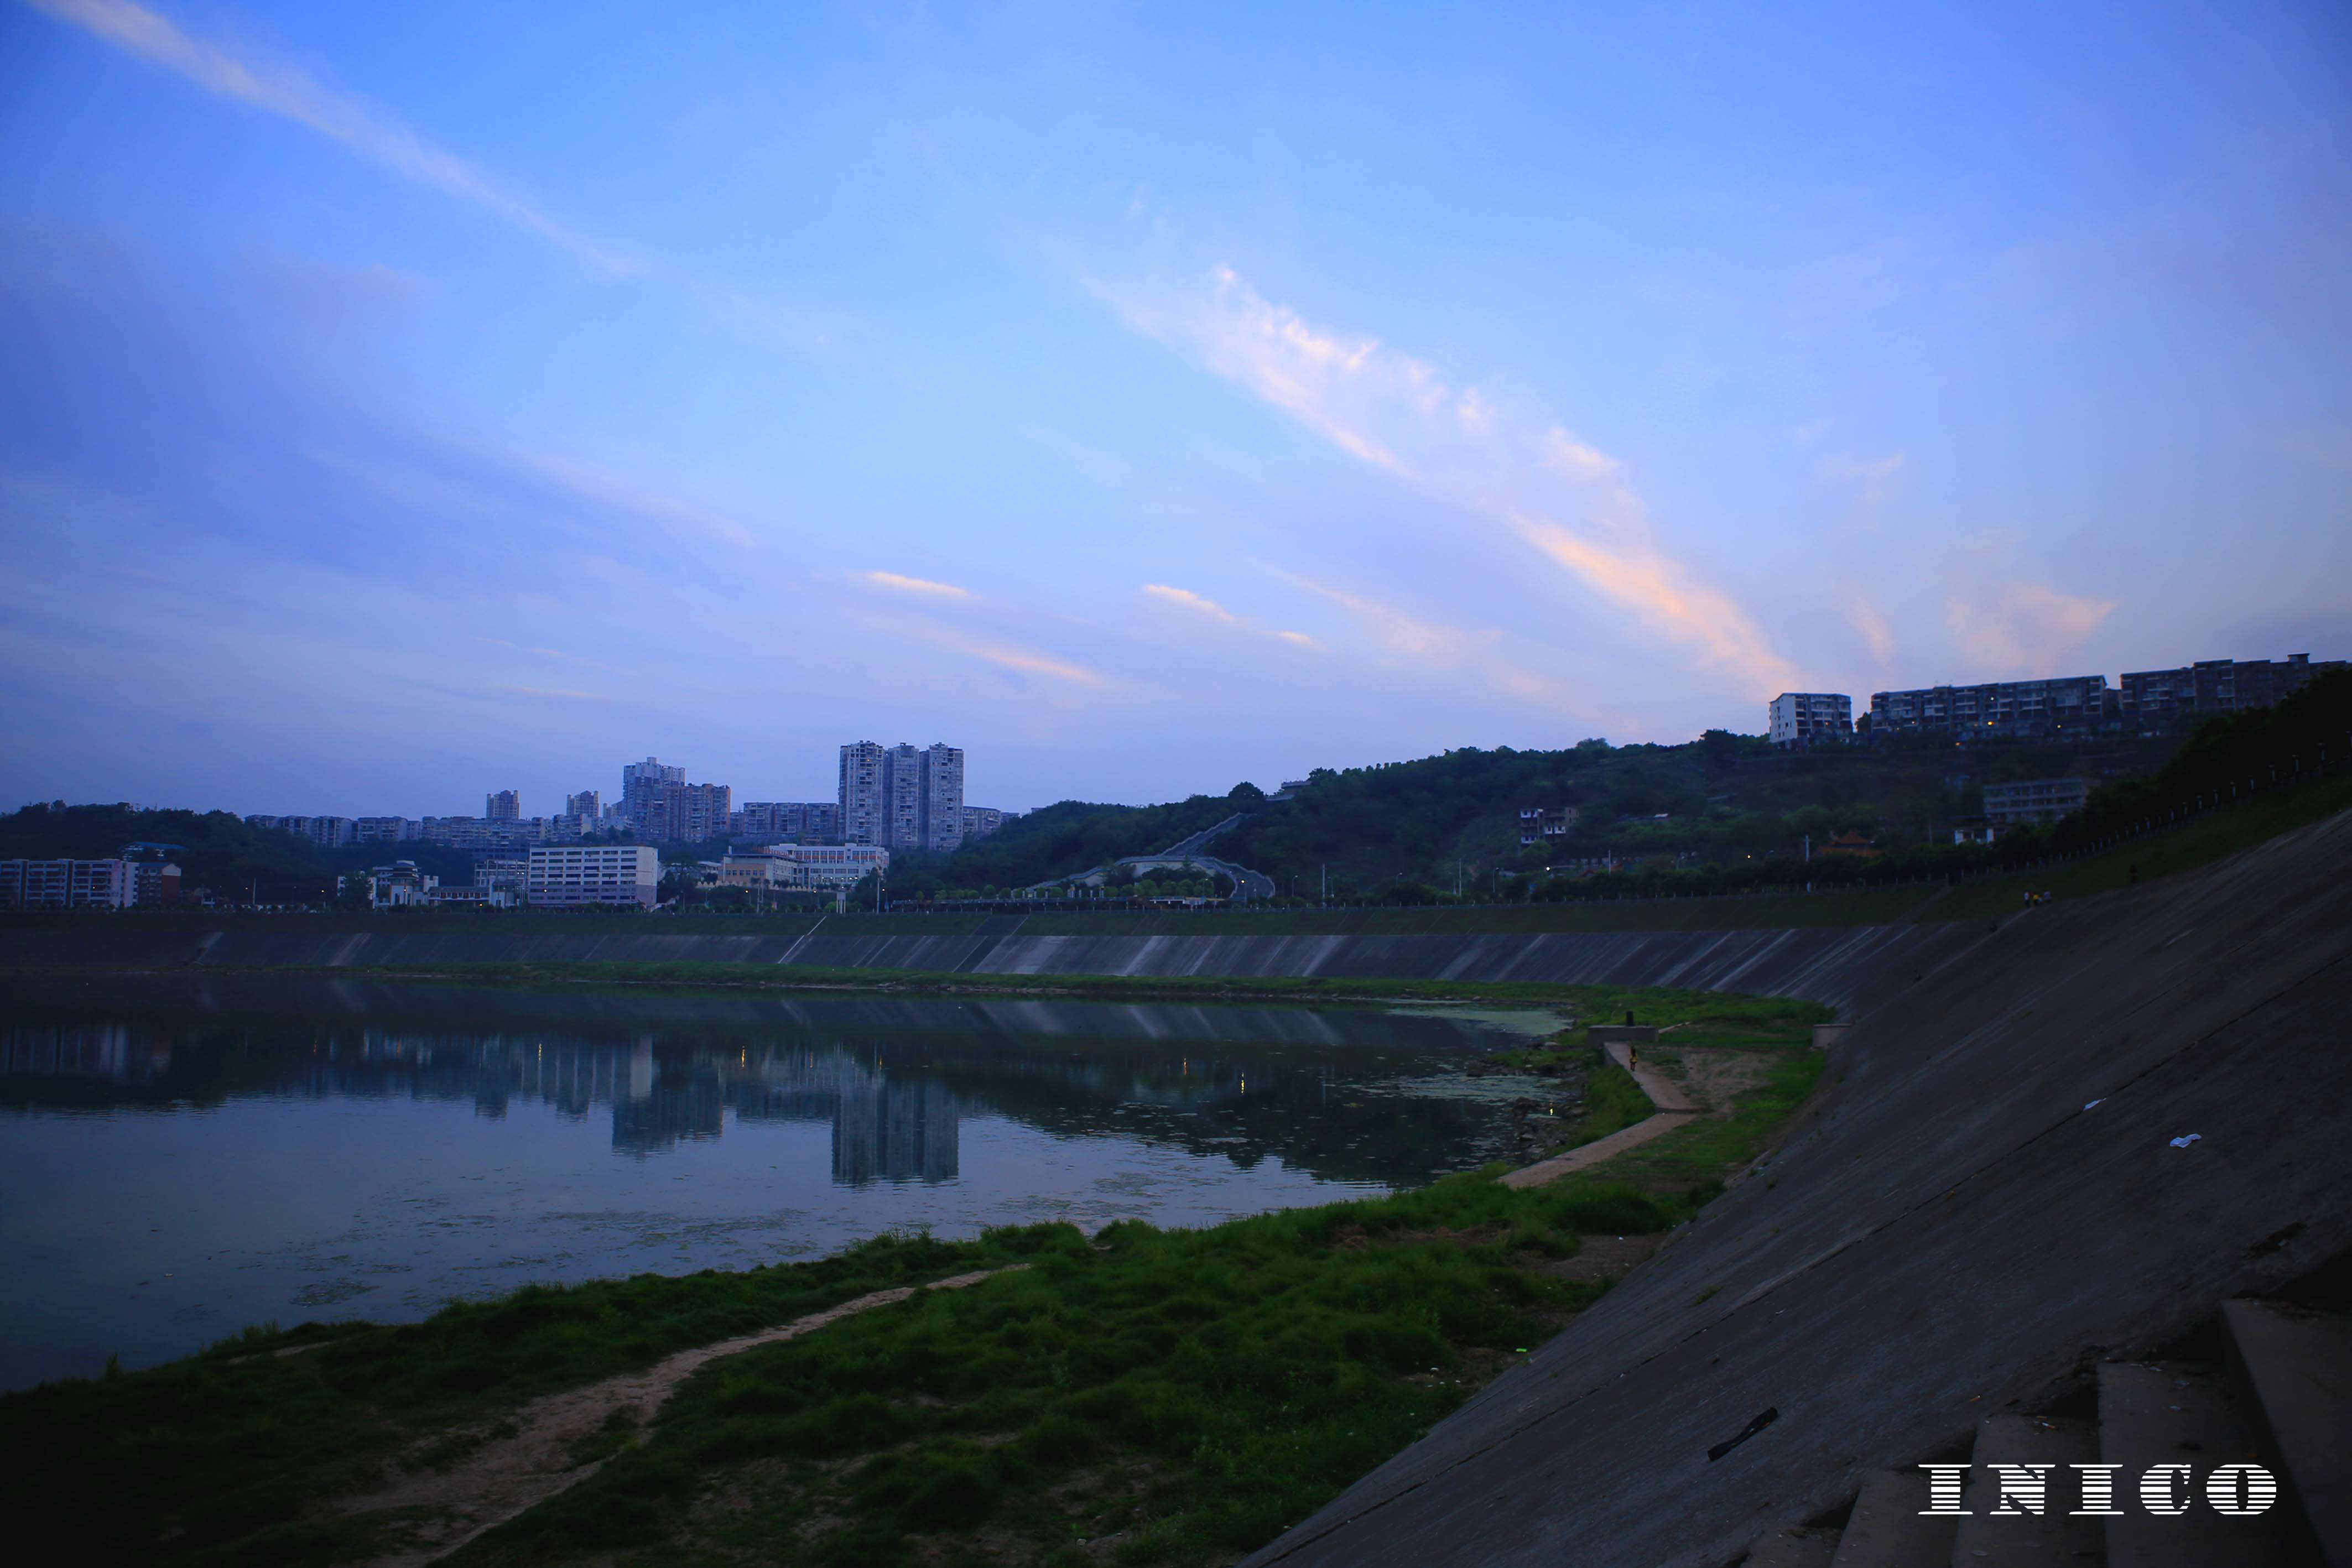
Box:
3, 0, 2348, 817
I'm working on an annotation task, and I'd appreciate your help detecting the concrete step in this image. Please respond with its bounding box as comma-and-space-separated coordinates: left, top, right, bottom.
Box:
1745, 1527, 1839, 1567
2224, 1297, 2352, 1567
2096, 1361, 2300, 1567
1833, 1469, 1958, 1568
1950, 1414, 2105, 1566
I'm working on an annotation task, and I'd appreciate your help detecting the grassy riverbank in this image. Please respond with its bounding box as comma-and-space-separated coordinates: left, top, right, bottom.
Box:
163, 962, 1839, 1026
0, 996, 1825, 1568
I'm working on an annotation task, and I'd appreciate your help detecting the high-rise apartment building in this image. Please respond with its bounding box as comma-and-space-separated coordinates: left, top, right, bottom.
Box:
1767, 692, 1853, 748
622, 757, 684, 793
919, 745, 964, 852
735, 801, 843, 842
619, 757, 683, 831
839, 742, 887, 846
632, 782, 730, 842
840, 742, 964, 852
565, 790, 602, 820
883, 743, 923, 850
617, 758, 727, 842
486, 789, 521, 820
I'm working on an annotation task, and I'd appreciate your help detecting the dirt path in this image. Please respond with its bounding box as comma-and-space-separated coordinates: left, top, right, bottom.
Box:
336, 1267, 1021, 1567
1498, 1041, 1747, 1189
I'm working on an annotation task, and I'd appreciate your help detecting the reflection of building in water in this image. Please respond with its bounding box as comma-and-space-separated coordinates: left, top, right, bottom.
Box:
611, 1065, 725, 1157
0, 1021, 161, 1078
832, 1078, 959, 1186
728, 1050, 959, 1186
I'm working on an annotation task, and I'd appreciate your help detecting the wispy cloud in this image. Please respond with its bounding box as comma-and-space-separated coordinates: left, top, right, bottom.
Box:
517, 454, 756, 549
491, 684, 611, 704
1288, 574, 1572, 710
25, 0, 641, 277
939, 634, 1102, 686
864, 570, 973, 599
1944, 580, 2116, 675
1850, 597, 1897, 666
883, 613, 1102, 686
1105, 264, 1801, 696
1143, 582, 1237, 622
1820, 451, 1907, 507
1143, 581, 1321, 651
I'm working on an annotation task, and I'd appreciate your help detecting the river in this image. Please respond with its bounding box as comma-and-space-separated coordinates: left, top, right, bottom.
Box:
0, 975, 1564, 1389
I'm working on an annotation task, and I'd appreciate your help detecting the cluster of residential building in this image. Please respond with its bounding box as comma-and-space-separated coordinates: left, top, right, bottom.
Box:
1767, 652, 2340, 749
1, 846, 183, 910
219, 742, 1023, 911
242, 743, 1016, 864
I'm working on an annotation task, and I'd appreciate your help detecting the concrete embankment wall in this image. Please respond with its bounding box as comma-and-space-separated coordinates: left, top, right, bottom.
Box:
1242, 808, 2352, 1568
0, 921, 1948, 1014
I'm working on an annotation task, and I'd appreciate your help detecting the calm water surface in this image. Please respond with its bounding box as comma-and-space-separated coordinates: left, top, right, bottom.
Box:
0, 976, 1558, 1389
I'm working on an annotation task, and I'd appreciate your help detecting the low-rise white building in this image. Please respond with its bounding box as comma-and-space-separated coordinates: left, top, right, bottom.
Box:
358, 861, 438, 908
720, 842, 889, 892
526, 843, 659, 908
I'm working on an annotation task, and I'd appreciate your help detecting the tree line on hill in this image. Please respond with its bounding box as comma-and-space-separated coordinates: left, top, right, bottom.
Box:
888, 675, 2349, 905
11, 673, 2342, 911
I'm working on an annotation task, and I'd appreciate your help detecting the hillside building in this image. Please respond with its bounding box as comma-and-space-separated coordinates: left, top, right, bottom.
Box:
1518, 806, 1579, 846
485, 790, 521, 821
1867, 675, 2112, 740
2117, 654, 2343, 731
1982, 777, 2090, 825
1767, 692, 1853, 748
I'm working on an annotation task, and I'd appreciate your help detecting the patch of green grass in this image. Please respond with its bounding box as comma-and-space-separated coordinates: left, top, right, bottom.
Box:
0, 1004, 1835, 1568
1013, 886, 1938, 935
1573, 1059, 1656, 1146
251, 963, 1836, 1033
1589, 1050, 1827, 1195
454, 1178, 1680, 1568
0, 1231, 1057, 1568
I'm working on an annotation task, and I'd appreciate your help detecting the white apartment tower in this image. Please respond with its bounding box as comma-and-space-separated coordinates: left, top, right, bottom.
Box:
1767, 692, 1853, 748
839, 741, 964, 852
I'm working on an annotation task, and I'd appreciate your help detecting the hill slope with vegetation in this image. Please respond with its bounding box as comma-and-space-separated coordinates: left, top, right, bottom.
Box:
902, 674, 2348, 906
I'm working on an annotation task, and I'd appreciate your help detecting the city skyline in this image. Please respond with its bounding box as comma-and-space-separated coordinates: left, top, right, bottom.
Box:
3, 2, 2348, 816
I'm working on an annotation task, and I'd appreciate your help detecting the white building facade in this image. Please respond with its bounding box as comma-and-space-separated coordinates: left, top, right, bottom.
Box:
1767, 692, 1854, 748
0, 858, 139, 908
841, 741, 964, 853
721, 843, 889, 892
525, 844, 660, 908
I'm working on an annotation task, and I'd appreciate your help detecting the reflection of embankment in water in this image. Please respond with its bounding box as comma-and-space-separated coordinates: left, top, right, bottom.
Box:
0, 990, 1531, 1186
